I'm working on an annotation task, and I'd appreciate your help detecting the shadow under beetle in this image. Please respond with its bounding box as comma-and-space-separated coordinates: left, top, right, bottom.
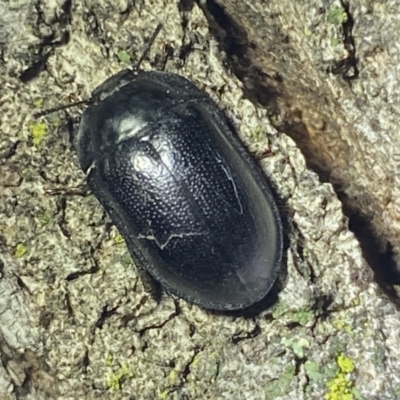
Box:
74, 67, 283, 311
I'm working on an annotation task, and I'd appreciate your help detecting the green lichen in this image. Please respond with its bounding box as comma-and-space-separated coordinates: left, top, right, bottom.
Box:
37, 210, 53, 226
158, 390, 169, 400
106, 363, 134, 391
290, 310, 314, 326
337, 354, 354, 373
393, 386, 400, 398
304, 359, 340, 397
372, 344, 385, 367
117, 50, 131, 64
29, 121, 48, 146
33, 98, 44, 108
271, 302, 314, 326
15, 243, 29, 258
326, 374, 353, 400
281, 337, 310, 358
325, 354, 358, 400
304, 27, 312, 37
331, 310, 362, 337
332, 317, 354, 335
46, 112, 61, 127
330, 37, 340, 47
265, 364, 295, 398
168, 369, 180, 385
157, 366, 187, 399
113, 234, 125, 245
249, 126, 265, 142
326, 6, 348, 25
330, 340, 346, 358
118, 251, 133, 268
105, 354, 114, 367
304, 360, 326, 382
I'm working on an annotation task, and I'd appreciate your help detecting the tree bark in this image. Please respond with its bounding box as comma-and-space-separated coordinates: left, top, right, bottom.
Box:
1, 1, 399, 399
203, 0, 400, 290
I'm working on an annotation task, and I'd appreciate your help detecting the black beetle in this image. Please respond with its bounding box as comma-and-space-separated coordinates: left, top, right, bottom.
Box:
74, 68, 283, 310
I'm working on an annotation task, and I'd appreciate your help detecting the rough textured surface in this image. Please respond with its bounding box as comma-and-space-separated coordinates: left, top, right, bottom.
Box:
208, 0, 400, 291
1, 1, 400, 399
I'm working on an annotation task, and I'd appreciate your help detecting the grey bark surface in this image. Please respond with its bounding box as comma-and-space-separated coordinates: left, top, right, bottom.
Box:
0, 1, 399, 400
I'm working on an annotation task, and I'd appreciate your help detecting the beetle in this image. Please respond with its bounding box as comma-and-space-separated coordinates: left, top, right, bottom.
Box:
73, 67, 283, 311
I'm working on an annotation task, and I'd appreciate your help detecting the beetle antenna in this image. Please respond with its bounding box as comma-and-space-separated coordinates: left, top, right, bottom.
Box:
135, 23, 163, 71
33, 98, 91, 118
34, 24, 163, 119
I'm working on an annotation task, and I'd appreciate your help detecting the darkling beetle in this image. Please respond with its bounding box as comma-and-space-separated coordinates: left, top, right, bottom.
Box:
39, 25, 283, 310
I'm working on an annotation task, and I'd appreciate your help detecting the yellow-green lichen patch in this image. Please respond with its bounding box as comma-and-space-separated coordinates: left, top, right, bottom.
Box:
15, 243, 29, 258
249, 126, 266, 142
168, 368, 180, 386
105, 354, 114, 367
29, 121, 48, 146
330, 308, 364, 337
325, 354, 360, 400
332, 317, 354, 335
113, 233, 125, 245
106, 362, 135, 391
157, 366, 185, 400
337, 354, 354, 373
33, 97, 44, 109
158, 389, 170, 400
304, 27, 312, 37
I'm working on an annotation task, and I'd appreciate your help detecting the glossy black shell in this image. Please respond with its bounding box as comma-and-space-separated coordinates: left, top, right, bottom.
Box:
75, 70, 283, 310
